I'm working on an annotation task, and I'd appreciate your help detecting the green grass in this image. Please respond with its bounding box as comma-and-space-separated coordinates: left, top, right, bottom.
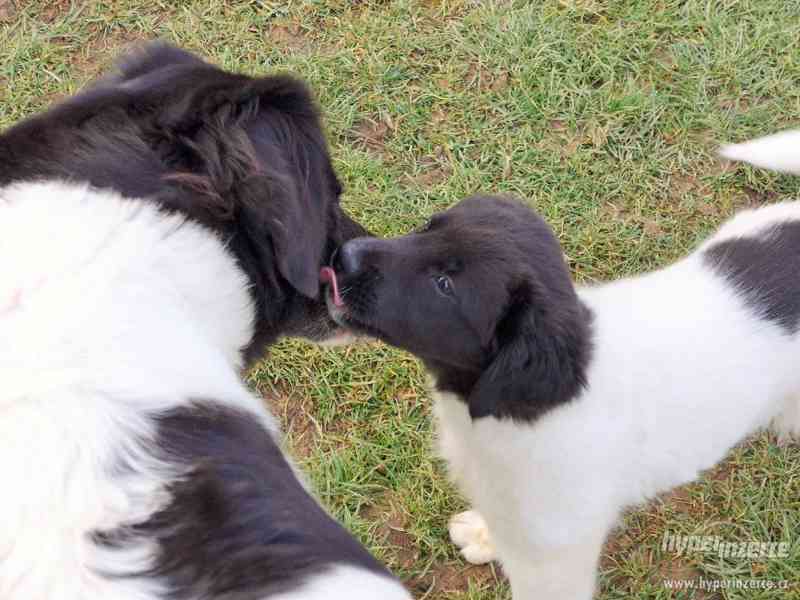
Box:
4, 1, 800, 598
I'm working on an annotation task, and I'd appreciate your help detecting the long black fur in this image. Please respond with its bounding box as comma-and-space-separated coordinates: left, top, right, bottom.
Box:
95, 403, 393, 599
0, 42, 365, 364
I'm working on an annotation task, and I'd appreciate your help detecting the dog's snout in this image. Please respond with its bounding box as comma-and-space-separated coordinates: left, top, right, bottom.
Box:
334, 237, 373, 274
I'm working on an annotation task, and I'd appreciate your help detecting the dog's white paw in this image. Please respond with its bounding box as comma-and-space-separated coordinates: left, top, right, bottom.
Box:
448, 510, 497, 565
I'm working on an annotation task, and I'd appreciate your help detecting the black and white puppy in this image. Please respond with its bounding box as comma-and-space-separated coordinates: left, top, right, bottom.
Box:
0, 44, 409, 600
325, 191, 800, 599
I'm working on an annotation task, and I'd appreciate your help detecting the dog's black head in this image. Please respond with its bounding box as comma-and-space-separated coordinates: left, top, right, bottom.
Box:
326, 195, 593, 422
0, 43, 365, 364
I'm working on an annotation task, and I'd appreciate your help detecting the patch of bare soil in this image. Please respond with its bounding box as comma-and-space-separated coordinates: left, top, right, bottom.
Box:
410, 562, 499, 598
263, 388, 321, 460
39, 0, 74, 23
602, 523, 718, 598
538, 118, 610, 160
71, 30, 145, 81
265, 18, 344, 58
362, 497, 420, 571
717, 96, 754, 113
33, 27, 148, 106
654, 48, 677, 71
268, 22, 310, 52
351, 114, 396, 158
463, 63, 511, 93
407, 148, 451, 188
667, 172, 722, 217
654, 562, 719, 599
640, 218, 664, 237
0, 0, 17, 22
600, 454, 749, 598
737, 186, 781, 209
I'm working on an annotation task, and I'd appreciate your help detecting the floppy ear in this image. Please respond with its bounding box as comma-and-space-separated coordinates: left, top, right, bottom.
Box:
133, 63, 333, 300
237, 77, 334, 299
238, 168, 325, 299
266, 194, 324, 300
468, 281, 592, 422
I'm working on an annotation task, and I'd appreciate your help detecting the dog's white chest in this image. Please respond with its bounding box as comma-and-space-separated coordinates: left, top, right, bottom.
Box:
431, 389, 531, 519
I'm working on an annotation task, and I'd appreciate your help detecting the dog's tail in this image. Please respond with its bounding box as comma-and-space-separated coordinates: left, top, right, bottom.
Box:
719, 129, 800, 174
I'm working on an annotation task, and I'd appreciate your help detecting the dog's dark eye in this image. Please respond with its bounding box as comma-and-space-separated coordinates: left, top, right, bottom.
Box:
434, 275, 454, 297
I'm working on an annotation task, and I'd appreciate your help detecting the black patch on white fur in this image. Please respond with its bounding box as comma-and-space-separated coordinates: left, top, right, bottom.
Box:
94, 402, 396, 599
0, 42, 366, 364
703, 222, 800, 333
330, 195, 593, 422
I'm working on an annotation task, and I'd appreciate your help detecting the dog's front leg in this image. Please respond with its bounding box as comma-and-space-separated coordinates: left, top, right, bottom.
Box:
502, 535, 605, 600
450, 506, 608, 600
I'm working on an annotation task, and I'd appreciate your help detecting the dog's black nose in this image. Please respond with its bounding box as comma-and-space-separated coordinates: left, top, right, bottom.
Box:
334, 238, 371, 274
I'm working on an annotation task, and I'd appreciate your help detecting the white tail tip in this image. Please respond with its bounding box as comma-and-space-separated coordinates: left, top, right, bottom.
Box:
719, 129, 800, 175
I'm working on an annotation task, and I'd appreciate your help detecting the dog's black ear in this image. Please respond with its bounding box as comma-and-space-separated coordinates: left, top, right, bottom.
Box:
468, 281, 592, 422
237, 77, 336, 299
236, 165, 326, 300
132, 63, 335, 300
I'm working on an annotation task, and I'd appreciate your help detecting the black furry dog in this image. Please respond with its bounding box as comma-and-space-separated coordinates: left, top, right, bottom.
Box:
0, 44, 409, 599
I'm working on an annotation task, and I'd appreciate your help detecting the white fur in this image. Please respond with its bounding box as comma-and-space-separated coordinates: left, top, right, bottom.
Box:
270, 565, 409, 600
0, 181, 261, 599
434, 200, 800, 599
0, 182, 406, 599
448, 510, 497, 565
719, 129, 800, 174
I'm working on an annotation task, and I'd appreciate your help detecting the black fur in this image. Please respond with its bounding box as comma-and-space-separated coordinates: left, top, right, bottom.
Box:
0, 42, 366, 364
704, 222, 800, 333
94, 402, 394, 599
329, 195, 593, 422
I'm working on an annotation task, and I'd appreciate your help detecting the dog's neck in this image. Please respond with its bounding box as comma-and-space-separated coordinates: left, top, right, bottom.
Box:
424, 361, 483, 399
0, 181, 255, 394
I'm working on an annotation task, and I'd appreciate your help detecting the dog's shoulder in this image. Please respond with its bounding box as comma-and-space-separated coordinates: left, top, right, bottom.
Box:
0, 180, 256, 382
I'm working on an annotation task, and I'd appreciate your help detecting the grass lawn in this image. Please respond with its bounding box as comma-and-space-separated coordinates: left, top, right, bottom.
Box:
3, 1, 800, 598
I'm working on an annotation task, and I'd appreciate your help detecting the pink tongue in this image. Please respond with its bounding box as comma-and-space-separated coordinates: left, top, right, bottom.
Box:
319, 267, 344, 307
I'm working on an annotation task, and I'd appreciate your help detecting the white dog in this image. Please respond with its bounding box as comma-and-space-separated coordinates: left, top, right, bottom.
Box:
324, 134, 800, 598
